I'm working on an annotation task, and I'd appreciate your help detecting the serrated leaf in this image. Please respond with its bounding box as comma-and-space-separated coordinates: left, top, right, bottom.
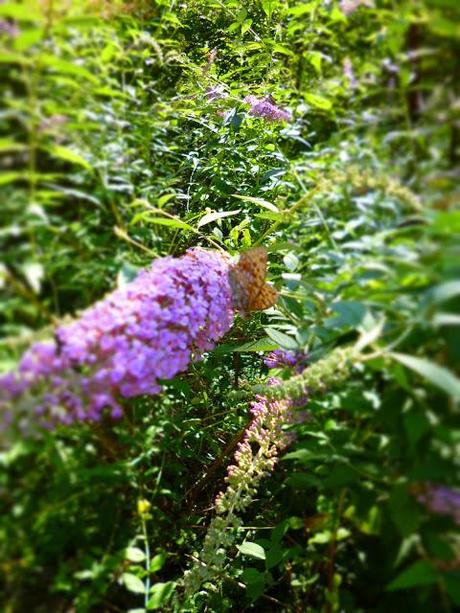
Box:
237, 541, 266, 560
391, 352, 460, 400
197, 209, 241, 228
122, 572, 146, 594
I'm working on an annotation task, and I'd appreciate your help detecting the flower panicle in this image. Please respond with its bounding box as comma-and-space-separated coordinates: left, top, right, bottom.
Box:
183, 378, 308, 596
243, 95, 292, 123
1, 248, 234, 435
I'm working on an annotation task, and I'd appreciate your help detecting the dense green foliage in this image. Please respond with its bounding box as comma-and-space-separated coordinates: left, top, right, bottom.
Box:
1, 0, 459, 611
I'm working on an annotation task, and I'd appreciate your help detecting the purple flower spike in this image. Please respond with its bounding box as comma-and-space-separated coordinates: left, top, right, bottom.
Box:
264, 349, 309, 373
244, 95, 292, 123
415, 483, 460, 525
0, 248, 234, 436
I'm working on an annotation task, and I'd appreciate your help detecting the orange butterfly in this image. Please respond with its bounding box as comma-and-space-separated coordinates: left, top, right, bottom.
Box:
229, 247, 278, 315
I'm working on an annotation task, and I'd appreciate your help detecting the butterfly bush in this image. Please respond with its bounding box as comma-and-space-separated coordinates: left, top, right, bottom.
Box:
415, 483, 460, 525
183, 359, 311, 597
0, 248, 234, 435
243, 95, 292, 123
183, 378, 304, 596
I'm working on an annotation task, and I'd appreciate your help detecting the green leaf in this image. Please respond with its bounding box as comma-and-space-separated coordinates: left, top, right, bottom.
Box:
0, 3, 41, 20
387, 560, 438, 591
22, 263, 44, 294
305, 51, 323, 75
288, 4, 315, 16
232, 194, 279, 212
131, 215, 192, 231
355, 318, 385, 352
147, 582, 175, 610
0, 52, 32, 65
149, 553, 166, 573
432, 313, 460, 326
273, 43, 294, 56
0, 139, 27, 153
0, 171, 25, 185
255, 211, 284, 221
444, 572, 460, 606
388, 486, 421, 536
429, 280, 460, 304
157, 194, 176, 207
48, 145, 91, 170
231, 337, 279, 352
240, 567, 266, 599
283, 252, 299, 271
125, 547, 146, 563
241, 19, 253, 34
329, 301, 367, 328
261, 0, 275, 17
237, 541, 266, 560
197, 209, 241, 228
122, 573, 146, 594
40, 55, 99, 83
309, 530, 332, 544
391, 353, 460, 401
304, 93, 332, 110
264, 328, 298, 349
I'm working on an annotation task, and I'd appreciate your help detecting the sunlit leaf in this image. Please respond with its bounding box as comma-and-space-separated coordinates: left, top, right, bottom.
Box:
237, 541, 266, 560
197, 209, 241, 228
391, 353, 460, 400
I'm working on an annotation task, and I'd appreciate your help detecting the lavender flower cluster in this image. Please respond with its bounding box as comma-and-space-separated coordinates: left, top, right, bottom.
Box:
415, 483, 460, 525
1, 248, 234, 433
264, 348, 309, 373
244, 95, 292, 123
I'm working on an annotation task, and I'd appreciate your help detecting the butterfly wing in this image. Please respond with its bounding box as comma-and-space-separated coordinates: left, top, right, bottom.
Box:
229, 247, 278, 313
249, 282, 278, 311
